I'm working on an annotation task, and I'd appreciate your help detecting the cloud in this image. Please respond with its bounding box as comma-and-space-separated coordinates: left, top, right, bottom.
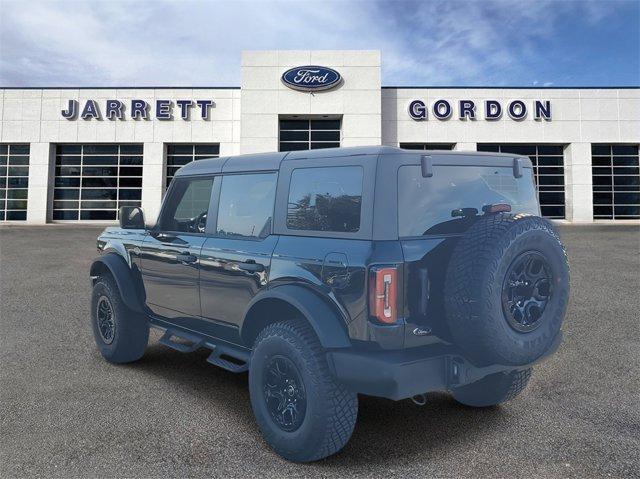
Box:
0, 0, 633, 87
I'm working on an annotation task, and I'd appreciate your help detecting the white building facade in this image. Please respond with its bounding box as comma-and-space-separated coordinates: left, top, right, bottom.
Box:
1, 50, 638, 224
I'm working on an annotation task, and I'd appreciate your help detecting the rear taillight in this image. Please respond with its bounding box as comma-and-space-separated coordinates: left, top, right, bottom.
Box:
369, 266, 398, 324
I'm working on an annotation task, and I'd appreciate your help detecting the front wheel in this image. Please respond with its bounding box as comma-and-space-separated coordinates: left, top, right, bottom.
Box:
249, 320, 358, 462
91, 276, 149, 363
451, 368, 532, 407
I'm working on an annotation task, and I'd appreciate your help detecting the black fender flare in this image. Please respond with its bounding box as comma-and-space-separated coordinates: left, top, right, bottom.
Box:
240, 285, 352, 349
90, 253, 144, 313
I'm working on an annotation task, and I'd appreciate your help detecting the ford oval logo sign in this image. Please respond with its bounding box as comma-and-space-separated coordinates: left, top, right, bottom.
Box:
281, 65, 342, 92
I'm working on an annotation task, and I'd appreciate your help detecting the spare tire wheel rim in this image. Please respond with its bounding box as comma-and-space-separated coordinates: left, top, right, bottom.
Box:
96, 295, 116, 344
502, 251, 553, 333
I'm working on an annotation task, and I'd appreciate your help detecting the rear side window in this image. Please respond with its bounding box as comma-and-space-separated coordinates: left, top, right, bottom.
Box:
287, 166, 363, 233
216, 173, 277, 239
398, 165, 539, 236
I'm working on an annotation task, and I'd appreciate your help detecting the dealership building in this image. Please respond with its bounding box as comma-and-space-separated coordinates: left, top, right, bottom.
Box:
1, 50, 638, 224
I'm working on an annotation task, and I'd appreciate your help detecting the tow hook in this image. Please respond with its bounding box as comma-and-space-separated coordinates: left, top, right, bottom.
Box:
411, 394, 427, 406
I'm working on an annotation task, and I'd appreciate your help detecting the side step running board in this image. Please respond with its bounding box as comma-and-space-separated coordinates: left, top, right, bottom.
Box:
157, 326, 250, 373
207, 346, 249, 373
159, 329, 204, 353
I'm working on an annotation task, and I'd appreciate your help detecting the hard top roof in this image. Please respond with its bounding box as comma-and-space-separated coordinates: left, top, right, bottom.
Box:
175, 145, 530, 176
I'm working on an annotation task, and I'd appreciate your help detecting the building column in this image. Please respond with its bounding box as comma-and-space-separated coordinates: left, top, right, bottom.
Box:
141, 142, 166, 227
564, 142, 593, 223
26, 143, 54, 224
454, 142, 477, 151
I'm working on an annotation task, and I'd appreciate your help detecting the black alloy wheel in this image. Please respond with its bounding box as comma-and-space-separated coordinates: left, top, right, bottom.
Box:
263, 355, 307, 432
96, 295, 116, 344
502, 251, 553, 332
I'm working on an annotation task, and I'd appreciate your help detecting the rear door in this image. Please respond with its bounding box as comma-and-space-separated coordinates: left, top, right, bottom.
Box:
270, 157, 376, 331
140, 176, 215, 320
199, 172, 278, 328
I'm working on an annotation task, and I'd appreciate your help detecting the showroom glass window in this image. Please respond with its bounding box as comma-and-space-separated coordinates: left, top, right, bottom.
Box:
216, 173, 277, 239
478, 144, 566, 219
166, 144, 220, 188
592, 144, 640, 219
279, 119, 341, 151
400, 143, 455, 150
287, 166, 363, 233
0, 144, 29, 221
53, 144, 143, 221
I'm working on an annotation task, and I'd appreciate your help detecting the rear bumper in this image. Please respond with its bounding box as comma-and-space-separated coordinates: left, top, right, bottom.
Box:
326, 332, 562, 401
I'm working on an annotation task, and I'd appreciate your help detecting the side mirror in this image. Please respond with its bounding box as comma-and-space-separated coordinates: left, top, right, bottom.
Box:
119, 206, 145, 229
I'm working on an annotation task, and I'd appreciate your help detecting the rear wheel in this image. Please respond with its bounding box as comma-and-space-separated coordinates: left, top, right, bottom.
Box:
249, 320, 358, 462
451, 368, 533, 407
90, 276, 149, 363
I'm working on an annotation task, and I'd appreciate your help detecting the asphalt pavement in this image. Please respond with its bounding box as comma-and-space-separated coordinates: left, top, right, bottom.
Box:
1, 224, 639, 478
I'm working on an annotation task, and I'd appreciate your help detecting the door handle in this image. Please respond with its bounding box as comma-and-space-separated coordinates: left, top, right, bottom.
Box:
176, 252, 198, 264
152, 232, 188, 245
154, 232, 176, 241
237, 260, 265, 273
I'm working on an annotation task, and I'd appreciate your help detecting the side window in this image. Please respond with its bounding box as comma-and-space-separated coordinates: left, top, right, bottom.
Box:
287, 166, 363, 233
216, 173, 277, 239
160, 177, 214, 233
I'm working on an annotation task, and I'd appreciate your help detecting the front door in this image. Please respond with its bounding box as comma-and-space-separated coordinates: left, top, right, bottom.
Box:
140, 176, 215, 320
199, 172, 278, 327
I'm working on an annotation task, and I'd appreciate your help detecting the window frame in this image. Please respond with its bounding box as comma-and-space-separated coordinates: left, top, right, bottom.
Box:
52, 143, 143, 222
278, 118, 341, 152
399, 143, 455, 151
274, 156, 375, 240
1, 143, 30, 221
591, 143, 640, 220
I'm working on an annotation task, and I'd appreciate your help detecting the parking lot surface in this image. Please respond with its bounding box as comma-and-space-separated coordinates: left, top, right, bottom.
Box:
1, 224, 639, 478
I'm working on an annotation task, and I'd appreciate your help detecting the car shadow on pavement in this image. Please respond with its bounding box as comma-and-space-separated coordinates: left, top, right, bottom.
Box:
328, 392, 508, 467
135, 340, 510, 467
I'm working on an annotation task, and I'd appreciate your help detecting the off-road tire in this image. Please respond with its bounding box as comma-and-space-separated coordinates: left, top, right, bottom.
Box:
249, 320, 358, 462
444, 214, 570, 366
451, 368, 533, 407
91, 276, 149, 363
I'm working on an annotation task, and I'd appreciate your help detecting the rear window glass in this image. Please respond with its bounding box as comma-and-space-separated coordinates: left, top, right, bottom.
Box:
398, 165, 539, 236
287, 166, 363, 233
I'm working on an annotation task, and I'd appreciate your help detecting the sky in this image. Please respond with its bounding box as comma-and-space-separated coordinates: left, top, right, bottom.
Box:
0, 0, 638, 87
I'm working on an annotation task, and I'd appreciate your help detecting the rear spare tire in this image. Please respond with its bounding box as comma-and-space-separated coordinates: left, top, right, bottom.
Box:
444, 214, 569, 366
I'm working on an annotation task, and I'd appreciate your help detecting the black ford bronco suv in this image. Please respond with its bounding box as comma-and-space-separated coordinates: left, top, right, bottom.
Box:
90, 146, 569, 462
